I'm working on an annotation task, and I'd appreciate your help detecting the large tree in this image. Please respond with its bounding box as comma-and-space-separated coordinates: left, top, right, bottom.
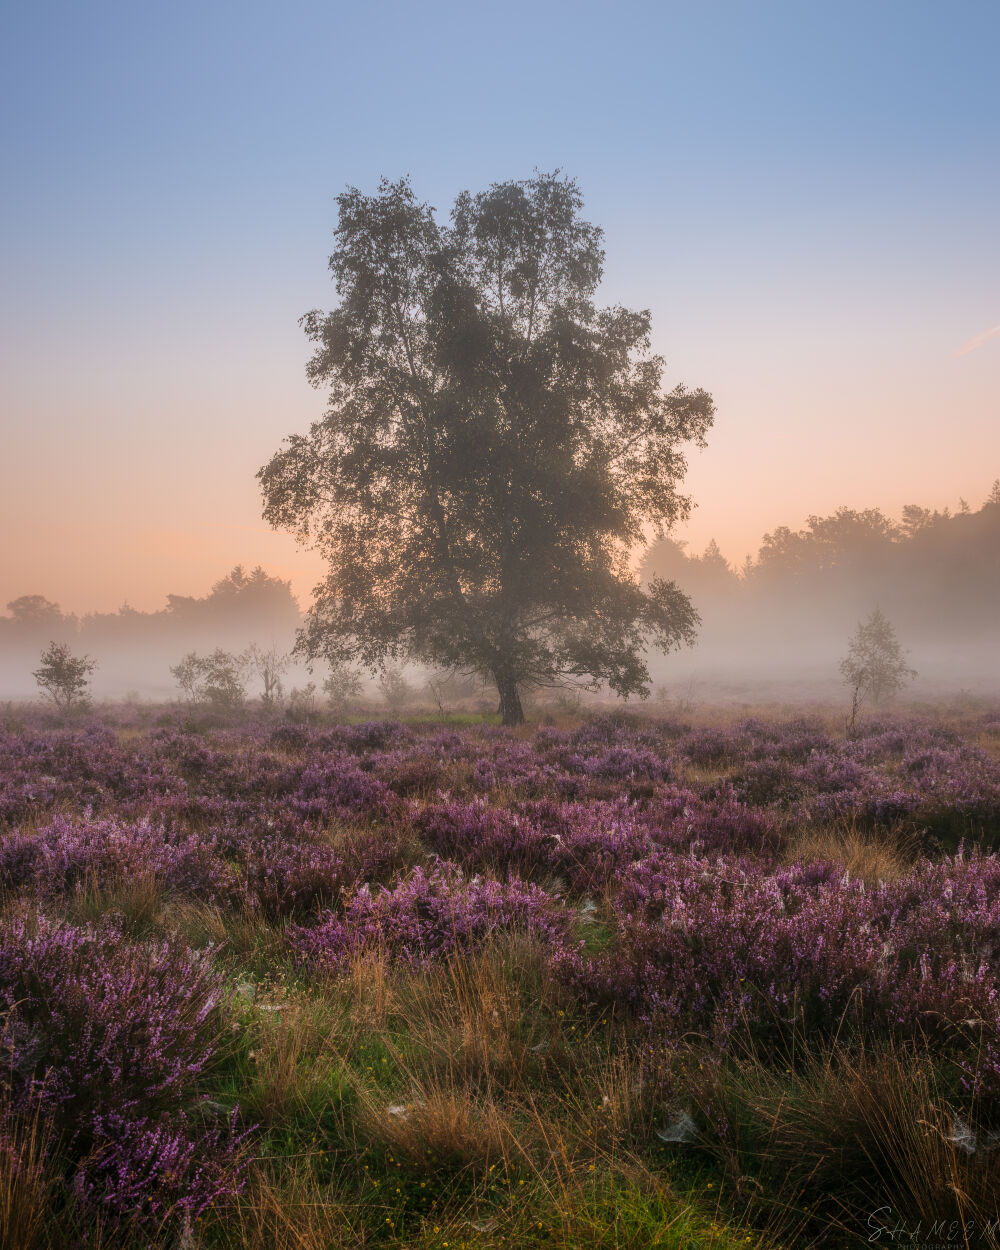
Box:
260, 173, 714, 724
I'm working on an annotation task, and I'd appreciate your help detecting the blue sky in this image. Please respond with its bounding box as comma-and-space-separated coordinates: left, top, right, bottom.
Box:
1, 0, 997, 610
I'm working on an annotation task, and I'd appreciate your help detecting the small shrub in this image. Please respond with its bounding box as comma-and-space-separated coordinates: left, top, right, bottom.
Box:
33, 643, 97, 711
171, 649, 248, 709
0, 915, 246, 1223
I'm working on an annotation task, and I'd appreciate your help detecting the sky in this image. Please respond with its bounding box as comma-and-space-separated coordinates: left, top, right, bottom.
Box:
1, 0, 997, 615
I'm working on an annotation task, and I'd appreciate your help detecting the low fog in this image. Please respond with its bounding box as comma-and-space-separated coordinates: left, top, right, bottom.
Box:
641, 489, 1000, 704
0, 566, 309, 704
2, 489, 997, 711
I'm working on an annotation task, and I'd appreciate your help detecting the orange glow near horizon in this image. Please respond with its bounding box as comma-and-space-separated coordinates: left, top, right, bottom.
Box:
2, 297, 997, 618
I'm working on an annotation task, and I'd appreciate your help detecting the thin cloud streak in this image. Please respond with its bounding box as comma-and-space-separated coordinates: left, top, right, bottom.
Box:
953, 323, 1000, 357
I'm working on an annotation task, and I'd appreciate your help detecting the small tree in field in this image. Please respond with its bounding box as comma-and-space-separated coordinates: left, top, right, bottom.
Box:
170, 649, 248, 709
246, 641, 289, 708
323, 662, 364, 715
841, 608, 916, 732
34, 642, 97, 710
377, 667, 414, 716
286, 682, 319, 721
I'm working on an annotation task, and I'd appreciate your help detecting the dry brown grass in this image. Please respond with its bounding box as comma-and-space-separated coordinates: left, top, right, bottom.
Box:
783, 820, 920, 882
234, 986, 349, 1131
690, 1035, 1000, 1244
330, 939, 655, 1183
354, 1081, 514, 1172
979, 730, 1000, 763
387, 939, 556, 1085
63, 869, 165, 932
219, 1160, 365, 1250
165, 899, 289, 971
115, 936, 777, 1249
0, 1099, 54, 1250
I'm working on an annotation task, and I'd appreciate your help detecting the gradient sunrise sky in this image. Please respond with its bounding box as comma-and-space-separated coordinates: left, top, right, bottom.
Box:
1, 0, 997, 614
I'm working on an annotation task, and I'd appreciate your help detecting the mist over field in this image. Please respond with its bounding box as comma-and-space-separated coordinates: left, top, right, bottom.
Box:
641, 488, 1000, 703
3, 486, 998, 709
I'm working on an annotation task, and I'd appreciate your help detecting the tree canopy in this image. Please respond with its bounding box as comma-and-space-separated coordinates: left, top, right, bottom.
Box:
259, 172, 714, 723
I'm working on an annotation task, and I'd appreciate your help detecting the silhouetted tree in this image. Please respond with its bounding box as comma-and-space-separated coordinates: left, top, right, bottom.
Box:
697, 538, 731, 575
639, 536, 736, 611
33, 642, 96, 710
899, 504, 936, 539
8, 595, 66, 628
754, 508, 899, 581
260, 173, 713, 723
164, 566, 300, 638
841, 609, 916, 732
638, 536, 692, 586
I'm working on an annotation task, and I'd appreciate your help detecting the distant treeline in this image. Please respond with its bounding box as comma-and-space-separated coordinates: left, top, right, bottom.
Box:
0, 566, 303, 698
640, 483, 1000, 663
3, 486, 998, 699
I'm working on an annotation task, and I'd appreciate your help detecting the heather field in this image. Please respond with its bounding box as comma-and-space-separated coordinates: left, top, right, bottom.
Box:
4, 703, 1000, 1248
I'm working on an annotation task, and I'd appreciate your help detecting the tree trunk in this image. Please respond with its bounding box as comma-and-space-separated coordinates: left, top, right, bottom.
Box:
494, 668, 524, 727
